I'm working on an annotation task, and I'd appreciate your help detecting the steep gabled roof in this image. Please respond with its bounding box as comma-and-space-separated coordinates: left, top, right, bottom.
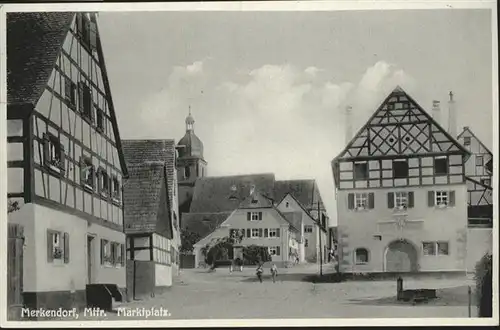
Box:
123, 162, 172, 237
189, 173, 276, 213
333, 86, 470, 162
7, 12, 129, 177
280, 211, 302, 233
277, 192, 325, 232
457, 126, 492, 156
181, 212, 233, 241
122, 139, 176, 207
274, 179, 324, 211
7, 12, 74, 105
238, 190, 274, 209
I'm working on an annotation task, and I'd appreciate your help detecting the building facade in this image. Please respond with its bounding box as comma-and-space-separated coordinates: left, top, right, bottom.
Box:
276, 193, 328, 263
331, 87, 470, 274
456, 127, 493, 271
122, 140, 181, 298
7, 13, 128, 309
192, 191, 300, 267
176, 111, 207, 218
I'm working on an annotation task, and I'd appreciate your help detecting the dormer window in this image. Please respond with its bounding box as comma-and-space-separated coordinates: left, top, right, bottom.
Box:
43, 133, 65, 175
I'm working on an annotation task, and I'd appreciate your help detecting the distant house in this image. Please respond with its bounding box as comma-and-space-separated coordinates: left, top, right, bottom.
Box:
276, 193, 328, 263
192, 189, 300, 267
122, 140, 181, 298
456, 127, 493, 271
7, 13, 128, 310
181, 173, 330, 267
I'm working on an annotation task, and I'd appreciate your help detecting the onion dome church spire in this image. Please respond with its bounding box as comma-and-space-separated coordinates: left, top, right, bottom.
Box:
177, 106, 204, 159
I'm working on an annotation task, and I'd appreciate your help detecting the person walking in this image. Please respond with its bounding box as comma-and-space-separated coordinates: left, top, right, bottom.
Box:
270, 263, 278, 283
256, 263, 264, 283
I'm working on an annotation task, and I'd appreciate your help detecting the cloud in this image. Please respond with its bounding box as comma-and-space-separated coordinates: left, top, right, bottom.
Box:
131, 60, 415, 224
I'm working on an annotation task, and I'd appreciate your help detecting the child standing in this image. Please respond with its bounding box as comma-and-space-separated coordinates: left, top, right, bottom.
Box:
256, 264, 264, 283
270, 264, 278, 283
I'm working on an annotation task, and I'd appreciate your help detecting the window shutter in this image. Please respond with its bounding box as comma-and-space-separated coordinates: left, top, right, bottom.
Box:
78, 83, 84, 113
65, 78, 72, 100
449, 191, 455, 206
43, 134, 50, 165
428, 191, 435, 207
59, 144, 66, 171
96, 168, 101, 191
387, 192, 394, 209
258, 212, 263, 220
276, 228, 280, 237
100, 239, 104, 265
259, 228, 263, 237
368, 193, 375, 209
63, 232, 70, 264
91, 103, 96, 123
90, 22, 97, 49
276, 246, 280, 256
347, 193, 355, 210
264, 229, 268, 238
408, 192, 415, 208
246, 229, 251, 237
121, 244, 125, 266
247, 212, 251, 221
241, 229, 245, 238
47, 230, 54, 262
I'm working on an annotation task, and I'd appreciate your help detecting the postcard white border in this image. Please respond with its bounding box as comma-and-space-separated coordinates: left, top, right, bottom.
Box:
0, 0, 498, 328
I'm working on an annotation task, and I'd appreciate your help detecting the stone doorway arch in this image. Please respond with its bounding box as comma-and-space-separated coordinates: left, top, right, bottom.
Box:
384, 239, 419, 272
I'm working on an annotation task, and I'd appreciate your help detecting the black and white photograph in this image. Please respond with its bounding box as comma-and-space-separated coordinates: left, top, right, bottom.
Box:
0, 0, 497, 327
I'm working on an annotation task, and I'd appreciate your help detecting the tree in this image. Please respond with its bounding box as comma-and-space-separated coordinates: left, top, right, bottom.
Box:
201, 229, 244, 268
242, 245, 272, 265
180, 229, 201, 254
475, 252, 492, 317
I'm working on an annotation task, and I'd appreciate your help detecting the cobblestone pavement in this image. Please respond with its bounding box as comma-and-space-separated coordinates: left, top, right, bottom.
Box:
76, 264, 478, 321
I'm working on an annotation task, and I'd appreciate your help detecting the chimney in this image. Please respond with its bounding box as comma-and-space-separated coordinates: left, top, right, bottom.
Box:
448, 91, 457, 137
345, 105, 353, 145
432, 100, 441, 125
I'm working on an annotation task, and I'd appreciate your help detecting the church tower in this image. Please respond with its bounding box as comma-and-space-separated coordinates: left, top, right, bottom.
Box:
176, 109, 207, 217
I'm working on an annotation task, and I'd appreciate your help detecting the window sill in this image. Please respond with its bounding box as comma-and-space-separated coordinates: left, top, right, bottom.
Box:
112, 198, 122, 206
355, 262, 368, 265
435, 205, 450, 209
81, 114, 94, 125
83, 184, 94, 192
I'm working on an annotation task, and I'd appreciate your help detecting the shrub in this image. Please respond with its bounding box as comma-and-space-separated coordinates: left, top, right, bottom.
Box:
474, 252, 492, 317
242, 245, 271, 265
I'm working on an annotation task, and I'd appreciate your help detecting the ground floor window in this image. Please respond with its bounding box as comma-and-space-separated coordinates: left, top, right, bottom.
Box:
47, 230, 69, 264
422, 241, 449, 256
268, 246, 280, 256
355, 248, 369, 264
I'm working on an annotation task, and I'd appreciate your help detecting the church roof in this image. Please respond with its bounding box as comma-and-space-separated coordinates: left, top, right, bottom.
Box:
177, 131, 204, 159
181, 212, 232, 240
189, 173, 276, 213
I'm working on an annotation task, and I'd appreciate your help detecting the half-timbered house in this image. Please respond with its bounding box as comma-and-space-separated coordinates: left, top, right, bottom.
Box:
7, 13, 128, 310
456, 126, 493, 270
122, 140, 181, 298
331, 86, 470, 274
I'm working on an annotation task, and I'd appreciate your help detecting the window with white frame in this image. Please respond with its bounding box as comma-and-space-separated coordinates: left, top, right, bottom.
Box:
44, 133, 65, 174
435, 191, 449, 207
269, 228, 279, 238
304, 225, 313, 233
355, 193, 368, 209
422, 241, 449, 256
47, 230, 69, 263
395, 192, 408, 209
251, 228, 260, 238
268, 246, 280, 256
98, 168, 109, 195
249, 212, 261, 221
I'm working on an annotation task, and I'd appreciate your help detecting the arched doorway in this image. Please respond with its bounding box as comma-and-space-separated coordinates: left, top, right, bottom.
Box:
385, 239, 418, 272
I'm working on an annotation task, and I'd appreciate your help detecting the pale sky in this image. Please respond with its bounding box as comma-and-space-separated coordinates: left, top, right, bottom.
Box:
97, 9, 493, 225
